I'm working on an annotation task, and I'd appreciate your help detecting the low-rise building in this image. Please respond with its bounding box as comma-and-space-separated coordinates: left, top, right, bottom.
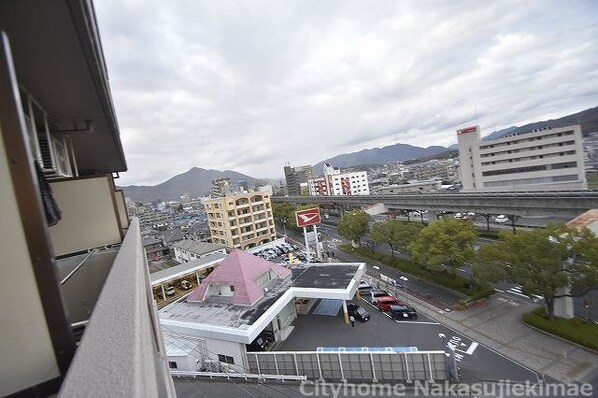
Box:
172, 240, 227, 263
159, 249, 366, 372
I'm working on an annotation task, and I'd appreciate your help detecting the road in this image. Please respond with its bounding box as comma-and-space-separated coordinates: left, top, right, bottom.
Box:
284, 223, 466, 310
369, 213, 571, 229
282, 221, 598, 321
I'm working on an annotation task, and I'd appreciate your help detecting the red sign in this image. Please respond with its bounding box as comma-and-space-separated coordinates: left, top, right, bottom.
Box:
295, 208, 321, 227
457, 126, 477, 135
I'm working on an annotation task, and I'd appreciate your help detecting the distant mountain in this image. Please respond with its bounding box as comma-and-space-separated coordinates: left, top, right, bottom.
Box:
313, 106, 598, 171
482, 126, 518, 141
119, 167, 266, 202
482, 106, 598, 141
312, 144, 448, 175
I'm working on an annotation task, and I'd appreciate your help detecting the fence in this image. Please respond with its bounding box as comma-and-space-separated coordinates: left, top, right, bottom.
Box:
247, 350, 448, 383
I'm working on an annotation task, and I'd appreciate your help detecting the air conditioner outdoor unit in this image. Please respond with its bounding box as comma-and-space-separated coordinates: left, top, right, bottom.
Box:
50, 136, 73, 177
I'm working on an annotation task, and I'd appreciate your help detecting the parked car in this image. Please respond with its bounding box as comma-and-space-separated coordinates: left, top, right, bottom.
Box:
165, 286, 176, 296
368, 290, 391, 304
180, 280, 192, 290
376, 296, 402, 312
495, 214, 509, 224
246, 330, 275, 351
346, 302, 370, 322
358, 280, 372, 291
389, 305, 418, 320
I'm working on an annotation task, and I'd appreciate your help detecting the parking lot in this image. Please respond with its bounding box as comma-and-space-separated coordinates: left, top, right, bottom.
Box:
277, 297, 541, 384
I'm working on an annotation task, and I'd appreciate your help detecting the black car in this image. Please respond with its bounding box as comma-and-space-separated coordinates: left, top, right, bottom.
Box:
247, 330, 275, 351
389, 305, 418, 320
346, 301, 370, 322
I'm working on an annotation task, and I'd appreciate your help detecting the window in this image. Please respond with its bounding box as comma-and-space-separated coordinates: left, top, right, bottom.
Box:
230, 285, 235, 292
168, 361, 178, 369
218, 354, 234, 364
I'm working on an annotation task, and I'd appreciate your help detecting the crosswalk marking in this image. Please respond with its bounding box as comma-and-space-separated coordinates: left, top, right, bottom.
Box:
505, 285, 543, 302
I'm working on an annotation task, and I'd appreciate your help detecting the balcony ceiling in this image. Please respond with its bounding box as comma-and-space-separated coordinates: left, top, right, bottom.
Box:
0, 0, 127, 174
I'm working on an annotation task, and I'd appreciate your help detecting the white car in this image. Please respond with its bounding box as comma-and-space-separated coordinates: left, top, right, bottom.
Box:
495, 215, 509, 224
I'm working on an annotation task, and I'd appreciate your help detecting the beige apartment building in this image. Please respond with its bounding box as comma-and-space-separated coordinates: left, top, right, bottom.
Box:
204, 192, 277, 249
458, 124, 587, 192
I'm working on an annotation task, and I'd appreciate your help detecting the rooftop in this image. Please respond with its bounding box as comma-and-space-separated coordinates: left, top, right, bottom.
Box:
188, 249, 292, 306
567, 209, 598, 235
290, 264, 362, 290
159, 262, 365, 343
150, 252, 226, 285
172, 239, 227, 255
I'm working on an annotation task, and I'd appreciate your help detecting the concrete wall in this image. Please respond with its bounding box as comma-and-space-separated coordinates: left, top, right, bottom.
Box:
167, 354, 199, 372
205, 338, 247, 372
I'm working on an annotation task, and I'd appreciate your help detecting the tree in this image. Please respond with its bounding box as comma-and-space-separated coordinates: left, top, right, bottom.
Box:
272, 202, 295, 224
474, 224, 598, 320
370, 220, 423, 257
337, 210, 370, 247
408, 218, 478, 274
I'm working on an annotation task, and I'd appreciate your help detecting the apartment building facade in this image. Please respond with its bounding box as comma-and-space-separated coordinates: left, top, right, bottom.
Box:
284, 164, 313, 195
458, 125, 587, 192
210, 177, 232, 197
0, 2, 175, 396
308, 163, 370, 196
204, 192, 276, 249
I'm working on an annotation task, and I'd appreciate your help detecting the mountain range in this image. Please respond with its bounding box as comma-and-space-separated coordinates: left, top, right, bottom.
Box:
121, 106, 597, 202
120, 168, 265, 203
312, 144, 448, 174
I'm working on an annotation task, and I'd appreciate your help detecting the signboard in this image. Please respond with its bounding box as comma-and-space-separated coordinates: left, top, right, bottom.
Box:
457, 126, 478, 135
295, 207, 321, 227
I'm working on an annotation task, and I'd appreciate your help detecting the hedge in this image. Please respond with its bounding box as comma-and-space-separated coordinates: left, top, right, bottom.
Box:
523, 307, 598, 351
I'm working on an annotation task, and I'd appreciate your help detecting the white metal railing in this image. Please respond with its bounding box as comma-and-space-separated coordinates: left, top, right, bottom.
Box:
171, 370, 306, 382
59, 218, 176, 397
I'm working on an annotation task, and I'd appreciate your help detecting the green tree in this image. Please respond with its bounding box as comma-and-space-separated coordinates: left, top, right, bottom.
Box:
370, 220, 423, 257
474, 224, 598, 320
409, 218, 478, 274
337, 210, 370, 247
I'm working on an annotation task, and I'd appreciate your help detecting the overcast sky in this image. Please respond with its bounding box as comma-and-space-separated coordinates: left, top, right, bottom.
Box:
95, 0, 598, 186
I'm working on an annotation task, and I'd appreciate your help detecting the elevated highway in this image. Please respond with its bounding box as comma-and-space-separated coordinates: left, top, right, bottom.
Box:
271, 191, 598, 218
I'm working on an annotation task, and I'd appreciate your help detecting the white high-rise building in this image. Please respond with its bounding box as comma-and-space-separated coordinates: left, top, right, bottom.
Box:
308, 163, 370, 196
457, 124, 587, 192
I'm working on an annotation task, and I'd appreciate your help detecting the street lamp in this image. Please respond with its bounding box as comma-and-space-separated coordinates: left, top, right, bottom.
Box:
399, 276, 408, 305
282, 217, 288, 237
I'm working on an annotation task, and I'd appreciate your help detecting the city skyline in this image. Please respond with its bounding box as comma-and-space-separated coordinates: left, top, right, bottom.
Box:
95, 1, 598, 185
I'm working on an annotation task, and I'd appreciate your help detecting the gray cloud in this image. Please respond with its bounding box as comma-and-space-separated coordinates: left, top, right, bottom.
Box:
95, 0, 598, 185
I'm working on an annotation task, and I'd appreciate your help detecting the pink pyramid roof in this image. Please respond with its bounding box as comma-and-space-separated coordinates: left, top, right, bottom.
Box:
187, 248, 292, 306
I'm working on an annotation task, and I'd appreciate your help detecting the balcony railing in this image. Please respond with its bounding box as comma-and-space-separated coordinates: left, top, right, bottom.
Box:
59, 218, 176, 397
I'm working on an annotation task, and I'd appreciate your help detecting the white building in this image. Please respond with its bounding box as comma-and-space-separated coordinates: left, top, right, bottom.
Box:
308, 163, 370, 196
159, 249, 365, 373
172, 240, 227, 263
457, 124, 587, 192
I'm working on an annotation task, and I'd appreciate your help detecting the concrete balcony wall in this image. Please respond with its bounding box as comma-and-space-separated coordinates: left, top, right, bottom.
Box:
59, 218, 177, 397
